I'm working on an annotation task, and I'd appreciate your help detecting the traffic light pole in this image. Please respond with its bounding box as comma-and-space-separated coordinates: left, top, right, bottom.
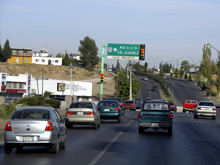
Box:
100, 45, 106, 100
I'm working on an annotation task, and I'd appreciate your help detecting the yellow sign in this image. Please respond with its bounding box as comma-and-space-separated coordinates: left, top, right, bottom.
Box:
57, 83, 65, 91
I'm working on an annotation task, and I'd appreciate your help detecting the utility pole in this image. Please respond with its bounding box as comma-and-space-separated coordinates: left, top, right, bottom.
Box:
129, 68, 132, 100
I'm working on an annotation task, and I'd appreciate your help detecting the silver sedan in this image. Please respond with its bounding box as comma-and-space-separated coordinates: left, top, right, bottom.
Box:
4, 106, 67, 154
65, 101, 100, 129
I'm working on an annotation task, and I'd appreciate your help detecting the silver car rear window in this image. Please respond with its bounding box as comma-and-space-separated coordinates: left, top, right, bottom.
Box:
199, 102, 214, 106
70, 102, 93, 108
143, 103, 169, 110
12, 109, 50, 119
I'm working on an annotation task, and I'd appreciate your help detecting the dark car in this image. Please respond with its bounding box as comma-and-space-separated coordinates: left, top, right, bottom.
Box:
134, 99, 143, 109
168, 102, 176, 112
97, 100, 122, 123
124, 100, 136, 111
138, 99, 173, 134
106, 98, 125, 115
152, 85, 158, 91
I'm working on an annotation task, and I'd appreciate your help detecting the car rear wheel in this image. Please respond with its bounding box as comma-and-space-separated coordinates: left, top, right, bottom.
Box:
138, 126, 145, 133
194, 114, 198, 119
65, 124, 73, 128
51, 137, 60, 154
93, 122, 98, 129
168, 127, 172, 135
118, 117, 122, 123
16, 146, 23, 153
5, 143, 12, 154
212, 116, 216, 120
60, 135, 66, 149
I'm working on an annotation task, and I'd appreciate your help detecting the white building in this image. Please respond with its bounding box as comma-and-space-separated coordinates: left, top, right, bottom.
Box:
0, 73, 92, 101
32, 49, 49, 57
32, 57, 62, 65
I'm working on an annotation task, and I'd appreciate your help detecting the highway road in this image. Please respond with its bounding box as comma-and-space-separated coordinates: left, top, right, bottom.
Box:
166, 77, 208, 106
1, 112, 220, 165
136, 76, 161, 100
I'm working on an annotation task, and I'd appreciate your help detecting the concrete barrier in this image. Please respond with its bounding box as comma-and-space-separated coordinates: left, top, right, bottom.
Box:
176, 106, 183, 112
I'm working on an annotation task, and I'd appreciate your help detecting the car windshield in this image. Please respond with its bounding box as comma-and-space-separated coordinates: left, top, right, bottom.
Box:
143, 103, 169, 111
11, 109, 50, 119
199, 102, 214, 106
186, 100, 197, 104
97, 101, 118, 107
107, 98, 121, 103
70, 102, 93, 108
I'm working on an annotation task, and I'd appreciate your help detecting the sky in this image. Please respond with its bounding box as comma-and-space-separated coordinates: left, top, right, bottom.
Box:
0, 0, 220, 69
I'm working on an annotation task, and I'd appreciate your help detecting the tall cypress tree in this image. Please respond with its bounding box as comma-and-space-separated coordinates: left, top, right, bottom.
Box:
2, 39, 12, 62
0, 44, 3, 62
78, 36, 98, 67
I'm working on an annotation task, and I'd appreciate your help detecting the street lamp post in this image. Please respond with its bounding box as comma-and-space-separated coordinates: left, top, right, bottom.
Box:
206, 44, 220, 58
173, 57, 183, 70
41, 66, 47, 97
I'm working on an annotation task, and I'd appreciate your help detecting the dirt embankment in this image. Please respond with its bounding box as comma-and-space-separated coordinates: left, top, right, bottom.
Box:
0, 62, 116, 99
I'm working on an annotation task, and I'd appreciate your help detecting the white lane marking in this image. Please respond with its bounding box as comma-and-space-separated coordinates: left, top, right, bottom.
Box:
88, 118, 134, 165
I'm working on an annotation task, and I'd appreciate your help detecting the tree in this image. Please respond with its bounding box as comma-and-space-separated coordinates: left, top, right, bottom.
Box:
144, 62, 148, 72
115, 71, 141, 100
56, 53, 65, 58
0, 44, 3, 62
0, 39, 12, 62
62, 54, 70, 66
78, 36, 98, 67
201, 43, 212, 82
180, 60, 190, 72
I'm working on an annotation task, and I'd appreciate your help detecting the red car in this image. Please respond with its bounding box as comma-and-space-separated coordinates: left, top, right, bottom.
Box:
183, 99, 198, 113
124, 100, 136, 111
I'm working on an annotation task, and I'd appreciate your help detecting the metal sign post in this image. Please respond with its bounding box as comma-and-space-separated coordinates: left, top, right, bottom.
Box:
100, 45, 106, 99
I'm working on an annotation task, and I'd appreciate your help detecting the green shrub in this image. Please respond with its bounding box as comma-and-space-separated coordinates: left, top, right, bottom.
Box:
85, 66, 94, 71
17, 97, 39, 106
206, 90, 211, 96
45, 99, 61, 109
211, 91, 218, 96
44, 91, 52, 98
32, 96, 45, 105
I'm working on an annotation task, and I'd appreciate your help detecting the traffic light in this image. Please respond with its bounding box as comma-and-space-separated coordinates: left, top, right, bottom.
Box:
100, 73, 104, 82
139, 44, 145, 61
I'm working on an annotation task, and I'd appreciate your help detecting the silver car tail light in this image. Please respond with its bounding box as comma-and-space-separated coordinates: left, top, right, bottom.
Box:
5, 121, 12, 131
45, 121, 53, 131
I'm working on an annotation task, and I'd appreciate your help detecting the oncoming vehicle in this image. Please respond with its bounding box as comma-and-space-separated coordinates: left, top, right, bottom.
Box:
183, 99, 198, 113
194, 101, 216, 120
65, 101, 100, 129
4, 106, 67, 154
138, 99, 173, 134
97, 100, 122, 123
142, 76, 148, 81
152, 85, 158, 91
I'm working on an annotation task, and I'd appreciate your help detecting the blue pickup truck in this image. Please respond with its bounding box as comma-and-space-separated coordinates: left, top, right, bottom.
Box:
138, 99, 173, 135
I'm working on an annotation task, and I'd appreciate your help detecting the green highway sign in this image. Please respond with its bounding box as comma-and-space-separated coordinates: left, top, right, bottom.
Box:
107, 43, 140, 60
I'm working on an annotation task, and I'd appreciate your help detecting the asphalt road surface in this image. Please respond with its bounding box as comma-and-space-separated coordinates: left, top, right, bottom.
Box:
137, 77, 161, 100
166, 77, 208, 105
1, 112, 220, 165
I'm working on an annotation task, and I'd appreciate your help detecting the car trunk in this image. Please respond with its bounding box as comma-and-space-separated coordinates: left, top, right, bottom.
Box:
10, 120, 48, 134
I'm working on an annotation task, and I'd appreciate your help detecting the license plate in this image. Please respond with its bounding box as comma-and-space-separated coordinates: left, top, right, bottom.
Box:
23, 136, 33, 142
77, 112, 84, 115
104, 109, 110, 112
151, 123, 159, 127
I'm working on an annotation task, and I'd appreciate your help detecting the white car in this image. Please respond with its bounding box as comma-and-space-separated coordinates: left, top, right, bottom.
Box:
142, 76, 148, 81
194, 101, 216, 120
